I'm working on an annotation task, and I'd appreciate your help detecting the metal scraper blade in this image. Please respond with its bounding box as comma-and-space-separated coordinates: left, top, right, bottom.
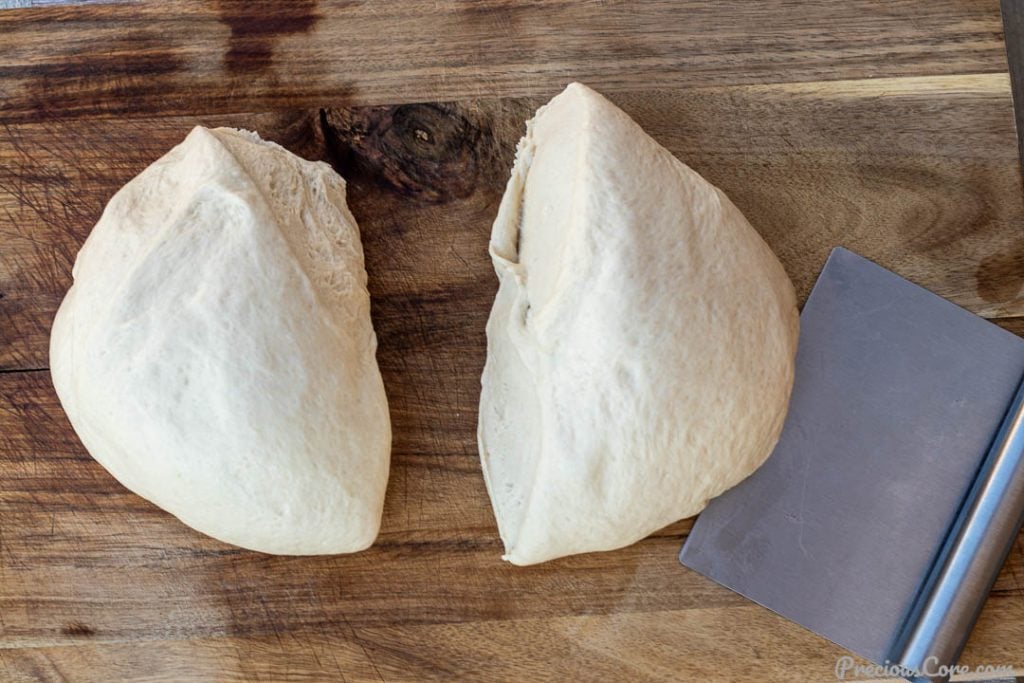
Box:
680, 247, 1024, 681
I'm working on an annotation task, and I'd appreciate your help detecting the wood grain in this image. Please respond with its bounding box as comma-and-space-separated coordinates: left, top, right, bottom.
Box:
0, 0, 1011, 123
3, 2, 1024, 681
1, 367, 1023, 680
5, 602, 1024, 683
4, 76, 1024, 372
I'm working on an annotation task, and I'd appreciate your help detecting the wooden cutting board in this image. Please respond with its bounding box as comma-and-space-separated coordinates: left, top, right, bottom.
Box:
2, 2, 1023, 681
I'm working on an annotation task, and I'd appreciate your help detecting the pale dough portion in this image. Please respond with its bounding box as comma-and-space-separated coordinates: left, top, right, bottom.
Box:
479, 83, 799, 565
50, 126, 391, 555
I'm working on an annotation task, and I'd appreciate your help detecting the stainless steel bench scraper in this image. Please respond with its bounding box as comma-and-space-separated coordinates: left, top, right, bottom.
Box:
680, 247, 1024, 683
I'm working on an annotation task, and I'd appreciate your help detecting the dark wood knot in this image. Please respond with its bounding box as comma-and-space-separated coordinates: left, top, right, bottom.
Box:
61, 621, 96, 637
322, 104, 482, 204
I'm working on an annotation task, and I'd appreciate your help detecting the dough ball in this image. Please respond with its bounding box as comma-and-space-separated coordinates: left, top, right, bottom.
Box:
50, 126, 391, 555
479, 83, 799, 565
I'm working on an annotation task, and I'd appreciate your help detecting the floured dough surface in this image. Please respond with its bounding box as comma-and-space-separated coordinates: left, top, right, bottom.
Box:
50, 126, 391, 555
479, 83, 799, 565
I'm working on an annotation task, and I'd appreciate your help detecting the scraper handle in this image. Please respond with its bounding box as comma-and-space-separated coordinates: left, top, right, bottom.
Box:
894, 374, 1024, 683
